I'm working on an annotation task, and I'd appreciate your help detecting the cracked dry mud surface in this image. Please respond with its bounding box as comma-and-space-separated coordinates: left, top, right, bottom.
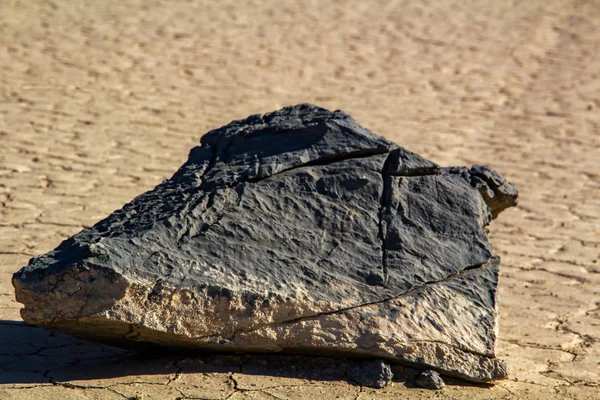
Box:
0, 0, 599, 399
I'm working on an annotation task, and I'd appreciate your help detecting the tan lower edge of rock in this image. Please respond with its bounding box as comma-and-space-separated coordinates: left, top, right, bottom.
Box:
15, 260, 506, 383
36, 315, 507, 383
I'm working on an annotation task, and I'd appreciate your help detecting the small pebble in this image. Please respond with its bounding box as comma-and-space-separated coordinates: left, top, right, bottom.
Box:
415, 369, 445, 390
346, 359, 393, 388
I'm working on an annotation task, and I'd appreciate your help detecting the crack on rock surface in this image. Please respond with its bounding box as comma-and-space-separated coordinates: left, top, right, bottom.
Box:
12, 104, 518, 383
219, 260, 496, 352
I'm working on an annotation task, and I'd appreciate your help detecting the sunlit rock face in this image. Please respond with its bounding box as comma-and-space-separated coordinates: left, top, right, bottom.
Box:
13, 104, 517, 382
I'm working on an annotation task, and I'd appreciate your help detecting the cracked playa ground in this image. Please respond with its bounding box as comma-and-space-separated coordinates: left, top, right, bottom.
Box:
0, 0, 599, 399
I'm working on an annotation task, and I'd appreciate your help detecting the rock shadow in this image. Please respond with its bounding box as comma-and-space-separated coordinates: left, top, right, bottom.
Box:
0, 320, 493, 389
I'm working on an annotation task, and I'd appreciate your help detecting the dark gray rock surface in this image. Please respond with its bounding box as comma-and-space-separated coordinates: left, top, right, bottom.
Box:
347, 359, 393, 388
12, 104, 517, 383
415, 369, 446, 390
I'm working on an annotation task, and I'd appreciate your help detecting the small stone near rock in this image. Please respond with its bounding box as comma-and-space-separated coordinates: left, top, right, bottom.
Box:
415, 369, 445, 390
346, 359, 393, 388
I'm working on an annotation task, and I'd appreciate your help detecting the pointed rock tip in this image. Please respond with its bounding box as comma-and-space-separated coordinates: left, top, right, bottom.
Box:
199, 103, 391, 150
469, 165, 518, 219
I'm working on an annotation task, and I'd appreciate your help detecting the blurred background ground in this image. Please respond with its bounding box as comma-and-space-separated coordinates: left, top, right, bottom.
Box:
0, 0, 599, 398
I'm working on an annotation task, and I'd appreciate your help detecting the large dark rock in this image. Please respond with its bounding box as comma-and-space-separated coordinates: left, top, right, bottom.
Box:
12, 104, 517, 382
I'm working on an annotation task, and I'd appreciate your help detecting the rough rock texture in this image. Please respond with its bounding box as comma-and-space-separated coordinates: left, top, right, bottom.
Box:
415, 370, 446, 390
12, 104, 517, 383
346, 360, 393, 388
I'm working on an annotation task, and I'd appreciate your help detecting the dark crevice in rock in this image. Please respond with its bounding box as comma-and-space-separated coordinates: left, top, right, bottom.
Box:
315, 243, 341, 268
390, 169, 440, 177
377, 152, 396, 288
383, 148, 441, 177
244, 146, 391, 184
